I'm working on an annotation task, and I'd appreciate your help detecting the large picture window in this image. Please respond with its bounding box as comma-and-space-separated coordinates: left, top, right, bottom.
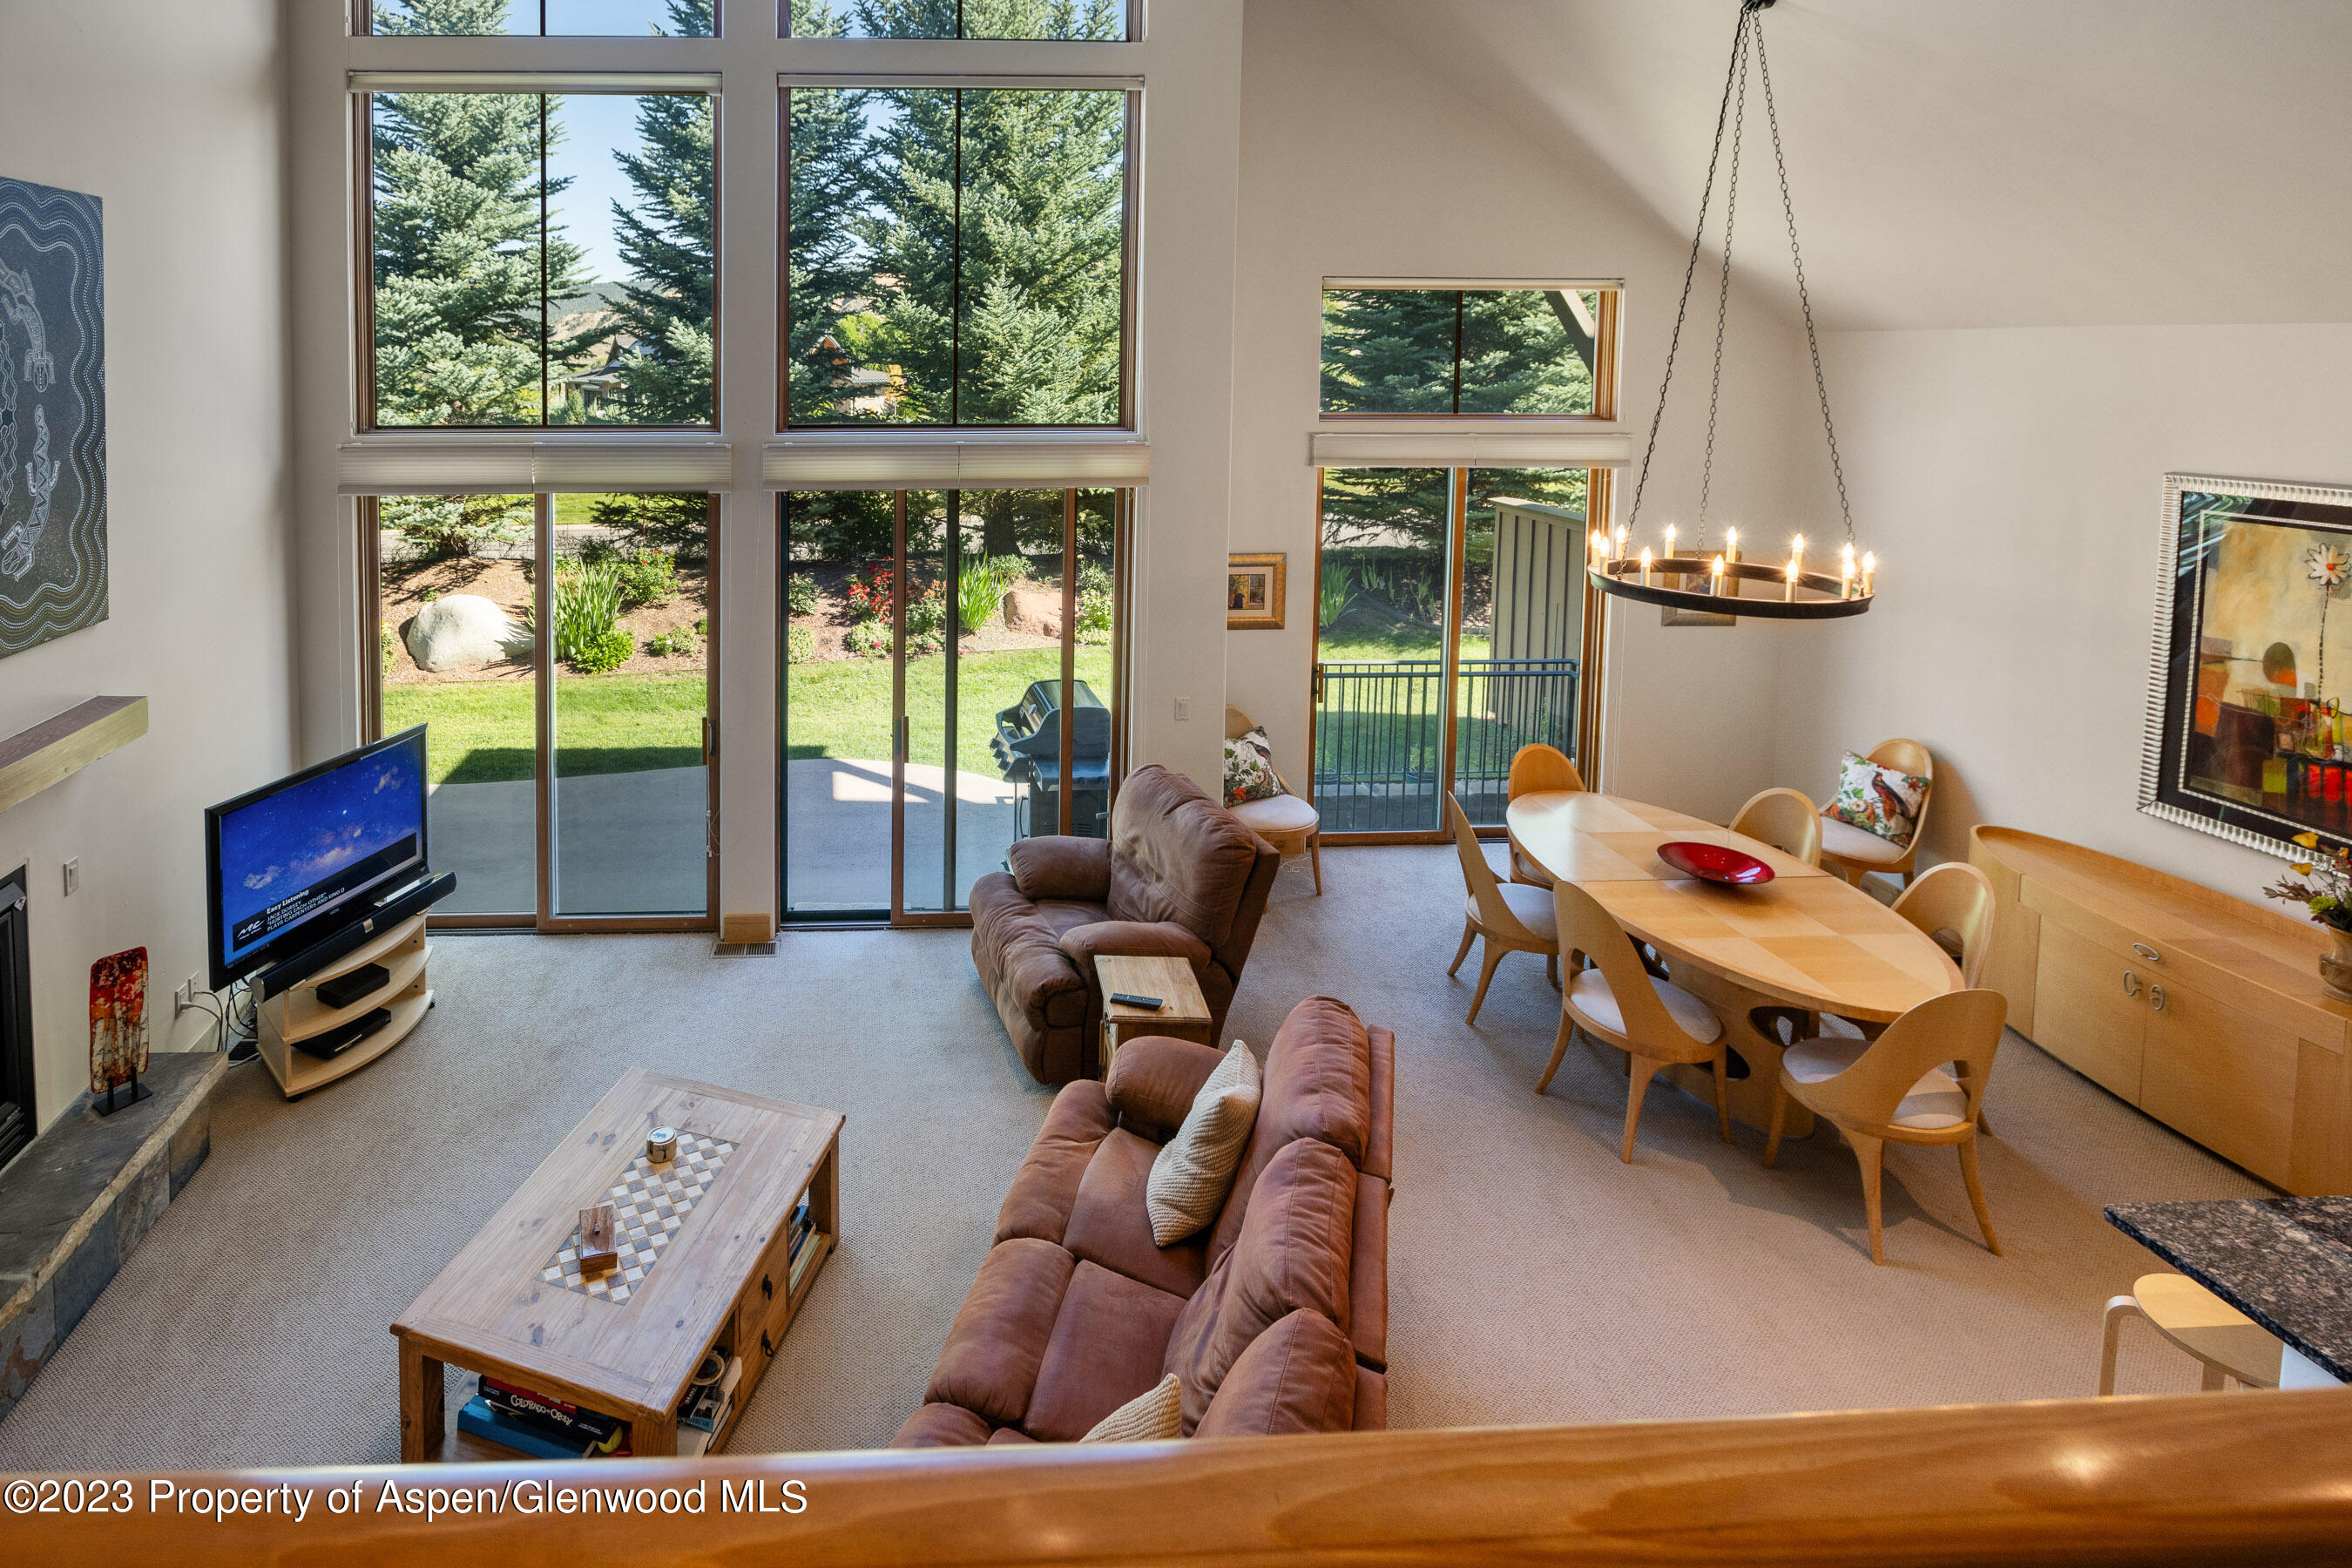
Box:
366, 0, 716, 37
785, 82, 1132, 428
786, 0, 1129, 42
364, 86, 716, 428
1320, 286, 1620, 418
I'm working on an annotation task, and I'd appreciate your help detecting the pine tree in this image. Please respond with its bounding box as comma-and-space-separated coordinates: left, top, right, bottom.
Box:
604, 0, 716, 424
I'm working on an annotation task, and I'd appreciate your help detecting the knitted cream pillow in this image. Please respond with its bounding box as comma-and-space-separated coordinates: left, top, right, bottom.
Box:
1080, 1372, 1183, 1443
1146, 1040, 1263, 1246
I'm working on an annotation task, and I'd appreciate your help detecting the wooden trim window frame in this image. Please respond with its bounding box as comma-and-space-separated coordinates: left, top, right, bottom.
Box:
1318, 280, 1623, 422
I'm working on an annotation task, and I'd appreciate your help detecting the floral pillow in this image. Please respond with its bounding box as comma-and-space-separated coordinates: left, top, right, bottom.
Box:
1223, 727, 1286, 807
1825, 751, 1929, 844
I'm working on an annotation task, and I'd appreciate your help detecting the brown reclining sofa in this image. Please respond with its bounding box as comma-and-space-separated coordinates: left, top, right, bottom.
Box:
970, 764, 1280, 1085
893, 996, 1394, 1445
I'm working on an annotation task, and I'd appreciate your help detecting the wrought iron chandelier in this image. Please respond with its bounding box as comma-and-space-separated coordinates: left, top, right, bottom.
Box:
1591, 0, 1873, 623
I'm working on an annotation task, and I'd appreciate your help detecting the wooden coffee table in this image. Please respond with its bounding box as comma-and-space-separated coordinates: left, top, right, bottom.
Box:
1095, 954, 1214, 1077
392, 1069, 842, 1461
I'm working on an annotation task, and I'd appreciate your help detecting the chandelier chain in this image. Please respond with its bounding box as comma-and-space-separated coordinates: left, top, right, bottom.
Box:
1697, 38, 1749, 544
1753, 20, 1855, 545
1625, 3, 1752, 535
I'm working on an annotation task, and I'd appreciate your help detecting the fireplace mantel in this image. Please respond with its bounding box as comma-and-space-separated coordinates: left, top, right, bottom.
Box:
0, 697, 148, 815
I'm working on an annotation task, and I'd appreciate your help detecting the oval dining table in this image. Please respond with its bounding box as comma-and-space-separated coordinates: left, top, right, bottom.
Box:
1504, 790, 1963, 1138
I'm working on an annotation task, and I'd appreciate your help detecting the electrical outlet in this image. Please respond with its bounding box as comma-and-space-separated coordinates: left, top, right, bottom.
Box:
61, 857, 79, 896
1173, 697, 1192, 721
174, 976, 200, 1017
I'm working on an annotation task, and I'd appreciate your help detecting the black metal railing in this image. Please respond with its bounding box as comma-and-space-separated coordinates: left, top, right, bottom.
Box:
1312, 657, 1579, 833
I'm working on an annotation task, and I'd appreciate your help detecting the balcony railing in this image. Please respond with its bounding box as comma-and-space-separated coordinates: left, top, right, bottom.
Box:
1313, 656, 1578, 833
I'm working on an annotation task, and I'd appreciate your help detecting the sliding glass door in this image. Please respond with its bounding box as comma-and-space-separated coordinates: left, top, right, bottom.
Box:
363, 493, 716, 928
781, 489, 1125, 924
1312, 467, 1601, 840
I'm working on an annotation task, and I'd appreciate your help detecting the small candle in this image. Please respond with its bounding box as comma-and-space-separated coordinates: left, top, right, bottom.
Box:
1840, 542, 1855, 598
1710, 555, 1726, 595
1790, 534, 1805, 578
1725, 527, 1740, 564
1639, 547, 1653, 585
1784, 558, 1799, 602
1862, 551, 1875, 595
1589, 529, 1605, 570
1613, 525, 1628, 565
1663, 524, 1677, 558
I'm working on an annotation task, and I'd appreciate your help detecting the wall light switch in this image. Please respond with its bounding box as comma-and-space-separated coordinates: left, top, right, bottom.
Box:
61, 858, 79, 896
1173, 698, 1192, 721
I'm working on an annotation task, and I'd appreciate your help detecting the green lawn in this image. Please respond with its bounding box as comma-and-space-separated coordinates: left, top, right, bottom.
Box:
383, 650, 1116, 787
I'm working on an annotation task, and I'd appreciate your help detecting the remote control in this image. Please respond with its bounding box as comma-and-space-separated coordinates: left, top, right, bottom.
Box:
1109, 991, 1164, 1010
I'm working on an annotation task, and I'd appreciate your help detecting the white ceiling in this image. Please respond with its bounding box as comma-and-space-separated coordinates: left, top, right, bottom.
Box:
1352, 0, 2352, 331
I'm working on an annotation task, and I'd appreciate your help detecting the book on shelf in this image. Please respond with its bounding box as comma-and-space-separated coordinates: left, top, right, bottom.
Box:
785, 1197, 813, 1262
457, 1396, 632, 1460
787, 1222, 822, 1294
476, 1374, 630, 1450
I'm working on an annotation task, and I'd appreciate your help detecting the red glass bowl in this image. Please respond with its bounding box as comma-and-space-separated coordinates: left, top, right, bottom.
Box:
1656, 840, 1775, 887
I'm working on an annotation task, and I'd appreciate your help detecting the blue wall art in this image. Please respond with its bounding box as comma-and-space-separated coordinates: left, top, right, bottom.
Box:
0, 176, 106, 659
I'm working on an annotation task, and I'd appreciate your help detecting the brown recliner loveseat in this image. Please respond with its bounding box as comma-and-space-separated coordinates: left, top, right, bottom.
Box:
893, 996, 1393, 1446
970, 764, 1280, 1085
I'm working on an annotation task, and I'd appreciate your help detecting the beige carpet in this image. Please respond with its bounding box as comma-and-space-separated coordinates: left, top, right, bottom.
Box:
0, 847, 2271, 1470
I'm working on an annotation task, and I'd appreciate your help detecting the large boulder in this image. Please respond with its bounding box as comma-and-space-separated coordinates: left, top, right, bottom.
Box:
405, 594, 526, 672
1002, 588, 1062, 639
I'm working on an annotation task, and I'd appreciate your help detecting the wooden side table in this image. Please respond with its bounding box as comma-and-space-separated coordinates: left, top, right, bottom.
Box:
1094, 954, 1213, 1076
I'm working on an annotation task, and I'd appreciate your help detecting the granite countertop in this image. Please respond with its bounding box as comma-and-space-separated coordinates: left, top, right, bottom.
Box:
2105, 1195, 2352, 1382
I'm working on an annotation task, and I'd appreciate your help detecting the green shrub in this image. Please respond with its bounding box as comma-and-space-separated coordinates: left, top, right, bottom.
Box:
1317, 564, 1354, 628
786, 572, 819, 617
844, 618, 889, 658
786, 625, 815, 664
957, 554, 1024, 633
612, 549, 677, 610
380, 622, 399, 675
1077, 561, 1114, 644
645, 626, 700, 658
907, 584, 948, 640
569, 627, 635, 674
542, 560, 625, 669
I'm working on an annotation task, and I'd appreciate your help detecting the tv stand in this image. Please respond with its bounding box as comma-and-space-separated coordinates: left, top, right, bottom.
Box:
256, 913, 432, 1098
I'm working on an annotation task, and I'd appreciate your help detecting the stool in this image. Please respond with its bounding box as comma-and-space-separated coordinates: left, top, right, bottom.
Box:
2099, 1273, 2282, 1394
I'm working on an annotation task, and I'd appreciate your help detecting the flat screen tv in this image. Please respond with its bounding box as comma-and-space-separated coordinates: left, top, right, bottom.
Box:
205, 727, 429, 992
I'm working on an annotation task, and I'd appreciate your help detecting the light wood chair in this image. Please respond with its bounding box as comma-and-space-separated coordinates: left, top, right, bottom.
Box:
1224, 704, 1322, 895
1446, 794, 1560, 1023
1764, 987, 2005, 1265
1729, 787, 1822, 866
1506, 743, 1585, 888
1543, 876, 1731, 1161
1819, 738, 1933, 889
2099, 1274, 2283, 1395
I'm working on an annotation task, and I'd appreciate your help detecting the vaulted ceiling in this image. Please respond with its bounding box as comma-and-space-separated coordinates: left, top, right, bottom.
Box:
1352, 0, 2352, 330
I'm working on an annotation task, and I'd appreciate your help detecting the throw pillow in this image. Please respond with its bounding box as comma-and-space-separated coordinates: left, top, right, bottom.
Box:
1146, 1040, 1263, 1246
1824, 751, 1930, 844
1223, 727, 1286, 808
1079, 1372, 1184, 1443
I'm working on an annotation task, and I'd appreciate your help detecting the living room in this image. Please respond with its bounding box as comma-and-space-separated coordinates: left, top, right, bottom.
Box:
3, 1, 2348, 1561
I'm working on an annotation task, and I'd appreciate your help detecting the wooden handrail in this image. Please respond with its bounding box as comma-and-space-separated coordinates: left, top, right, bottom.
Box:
12, 1389, 2352, 1564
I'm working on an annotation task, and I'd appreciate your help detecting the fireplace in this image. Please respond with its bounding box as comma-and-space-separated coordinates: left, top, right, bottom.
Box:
0, 864, 31, 1171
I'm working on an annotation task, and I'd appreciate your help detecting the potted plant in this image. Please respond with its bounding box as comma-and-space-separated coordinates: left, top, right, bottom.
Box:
2263, 832, 2352, 1000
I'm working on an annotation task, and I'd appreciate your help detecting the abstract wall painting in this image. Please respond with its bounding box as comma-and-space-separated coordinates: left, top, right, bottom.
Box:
2143, 474, 2352, 856
0, 176, 106, 659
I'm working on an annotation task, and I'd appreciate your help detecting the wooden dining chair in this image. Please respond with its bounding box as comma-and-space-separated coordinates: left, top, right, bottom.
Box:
1446, 793, 1559, 1024
1729, 787, 1822, 867
1813, 864, 2000, 1132
1224, 704, 1322, 894
1544, 877, 1731, 1161
1819, 738, 1934, 889
1764, 987, 2006, 1265
1506, 743, 1586, 888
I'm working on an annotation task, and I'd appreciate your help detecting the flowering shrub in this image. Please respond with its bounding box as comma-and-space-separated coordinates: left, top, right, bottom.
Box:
845, 561, 896, 621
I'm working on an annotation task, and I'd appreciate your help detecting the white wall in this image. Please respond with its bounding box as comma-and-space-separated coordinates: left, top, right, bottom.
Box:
1773, 323, 2352, 899
1225, 0, 1815, 825
0, 0, 293, 1127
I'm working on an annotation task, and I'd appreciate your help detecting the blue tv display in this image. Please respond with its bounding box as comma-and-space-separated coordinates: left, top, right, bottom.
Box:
206, 727, 429, 991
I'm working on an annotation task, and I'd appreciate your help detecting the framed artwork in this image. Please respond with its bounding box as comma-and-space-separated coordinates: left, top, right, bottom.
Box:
1227, 552, 1285, 630
0, 175, 106, 659
2142, 472, 2352, 857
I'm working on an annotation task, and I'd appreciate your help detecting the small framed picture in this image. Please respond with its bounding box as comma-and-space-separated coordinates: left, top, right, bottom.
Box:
1227, 553, 1286, 629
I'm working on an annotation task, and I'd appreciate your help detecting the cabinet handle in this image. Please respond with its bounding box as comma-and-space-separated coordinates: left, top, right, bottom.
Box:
761, 1330, 774, 1358
2131, 942, 2160, 963
761, 1274, 773, 1301
2122, 970, 2142, 998
2150, 983, 2166, 1012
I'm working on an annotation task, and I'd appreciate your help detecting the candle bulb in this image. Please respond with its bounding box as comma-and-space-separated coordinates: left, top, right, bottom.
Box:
1664, 524, 1677, 558
1589, 529, 1605, 571
1725, 527, 1740, 564
1840, 542, 1855, 599
1790, 534, 1805, 578
1639, 547, 1653, 586
1613, 525, 1628, 566
1784, 558, 1799, 602
1862, 551, 1876, 596
1711, 555, 1726, 596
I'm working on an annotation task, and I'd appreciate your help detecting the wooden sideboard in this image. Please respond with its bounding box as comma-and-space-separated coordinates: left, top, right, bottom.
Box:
1970, 827, 2352, 1193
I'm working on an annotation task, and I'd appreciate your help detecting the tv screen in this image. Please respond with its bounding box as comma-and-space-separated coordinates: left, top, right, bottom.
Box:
206, 727, 429, 991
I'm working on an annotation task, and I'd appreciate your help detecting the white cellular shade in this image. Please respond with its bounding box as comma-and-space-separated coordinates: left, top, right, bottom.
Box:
337, 439, 731, 494
348, 71, 723, 93
762, 437, 1149, 490
1308, 429, 1633, 470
